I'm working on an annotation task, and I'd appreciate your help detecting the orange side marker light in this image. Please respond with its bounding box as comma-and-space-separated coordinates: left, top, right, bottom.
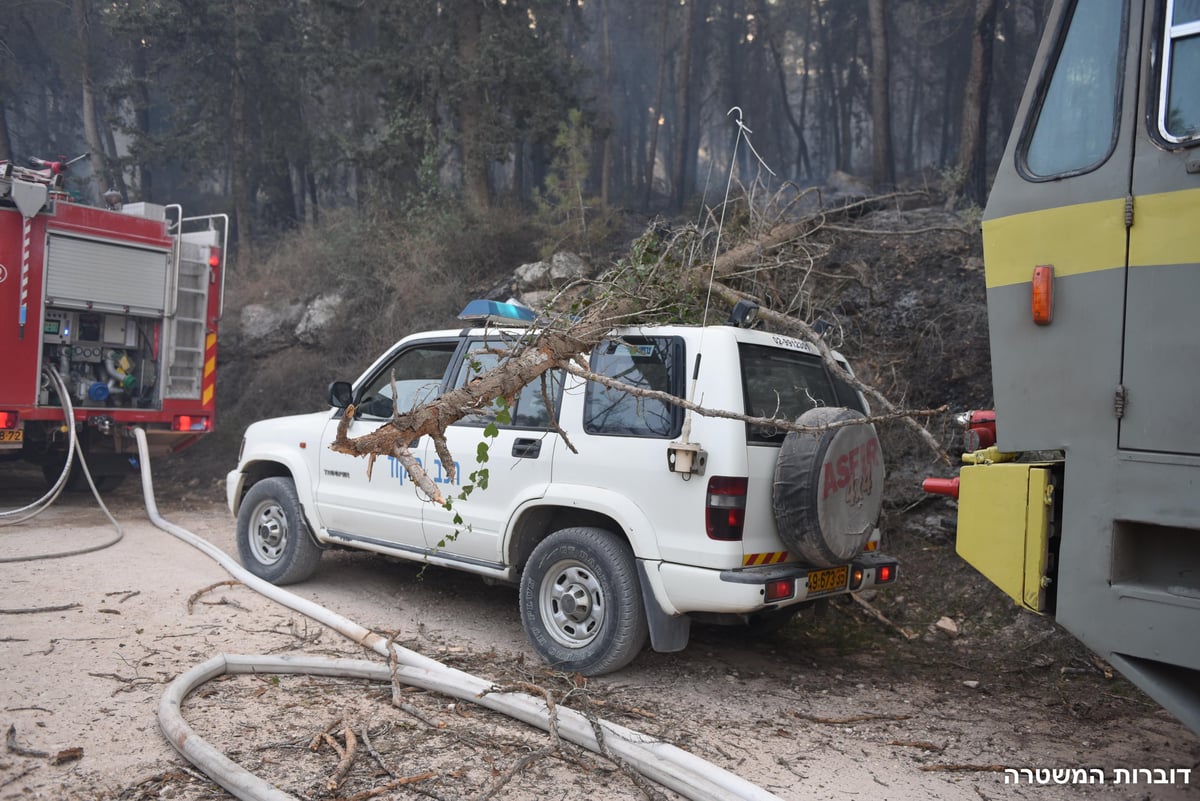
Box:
1032, 264, 1054, 325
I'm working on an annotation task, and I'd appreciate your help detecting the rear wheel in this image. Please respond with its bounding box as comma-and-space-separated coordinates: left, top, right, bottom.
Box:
41, 455, 127, 493
236, 477, 322, 584
519, 527, 648, 675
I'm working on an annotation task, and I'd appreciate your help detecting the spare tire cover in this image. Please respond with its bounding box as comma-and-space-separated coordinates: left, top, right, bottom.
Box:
772, 406, 885, 567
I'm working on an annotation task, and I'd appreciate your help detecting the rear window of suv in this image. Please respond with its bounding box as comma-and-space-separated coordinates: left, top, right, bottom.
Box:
739, 343, 866, 445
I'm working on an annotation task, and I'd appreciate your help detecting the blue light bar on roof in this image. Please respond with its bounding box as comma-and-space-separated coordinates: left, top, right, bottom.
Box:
458, 299, 538, 326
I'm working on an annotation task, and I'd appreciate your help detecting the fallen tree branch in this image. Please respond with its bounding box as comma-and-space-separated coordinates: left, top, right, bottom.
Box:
563, 361, 947, 437
710, 282, 952, 464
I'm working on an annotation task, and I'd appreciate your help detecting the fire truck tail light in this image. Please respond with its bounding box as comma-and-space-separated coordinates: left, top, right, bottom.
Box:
850, 568, 864, 590
173, 415, 210, 432
878, 565, 894, 583
1032, 265, 1054, 325
208, 248, 222, 268
0, 411, 18, 429
706, 476, 748, 541
765, 579, 794, 602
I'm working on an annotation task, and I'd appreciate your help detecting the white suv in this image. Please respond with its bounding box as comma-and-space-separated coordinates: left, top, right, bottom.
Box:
226, 301, 897, 674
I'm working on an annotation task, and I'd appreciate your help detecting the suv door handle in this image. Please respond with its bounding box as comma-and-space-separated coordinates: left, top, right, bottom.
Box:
512, 438, 542, 459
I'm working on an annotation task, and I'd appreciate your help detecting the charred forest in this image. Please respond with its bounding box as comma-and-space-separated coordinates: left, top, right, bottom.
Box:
1, 1, 1044, 235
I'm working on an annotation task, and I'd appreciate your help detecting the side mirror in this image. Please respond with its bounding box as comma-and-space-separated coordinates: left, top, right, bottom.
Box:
328, 381, 353, 409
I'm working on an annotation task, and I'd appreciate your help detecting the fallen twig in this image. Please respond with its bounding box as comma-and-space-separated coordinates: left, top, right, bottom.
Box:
186, 580, 241, 613
579, 696, 667, 801
359, 725, 394, 778
470, 681, 563, 801
309, 718, 345, 752
793, 712, 912, 725
340, 771, 438, 801
849, 593, 919, 639
200, 597, 249, 612
5, 724, 48, 758
887, 739, 945, 752
87, 672, 158, 694
326, 723, 358, 792
0, 603, 81, 615
0, 764, 39, 788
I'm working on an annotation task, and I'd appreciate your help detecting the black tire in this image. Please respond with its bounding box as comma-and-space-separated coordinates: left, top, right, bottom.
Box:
41, 457, 126, 492
773, 407, 886, 567
236, 477, 322, 584
519, 527, 649, 676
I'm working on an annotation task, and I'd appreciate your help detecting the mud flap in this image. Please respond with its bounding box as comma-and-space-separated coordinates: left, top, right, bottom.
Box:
636, 561, 690, 652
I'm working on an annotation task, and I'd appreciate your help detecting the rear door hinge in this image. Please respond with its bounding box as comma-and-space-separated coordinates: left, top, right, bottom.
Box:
1125, 195, 1134, 228
1114, 384, 1128, 419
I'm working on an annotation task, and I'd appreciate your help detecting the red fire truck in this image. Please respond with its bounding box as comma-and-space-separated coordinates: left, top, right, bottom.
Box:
0, 156, 227, 487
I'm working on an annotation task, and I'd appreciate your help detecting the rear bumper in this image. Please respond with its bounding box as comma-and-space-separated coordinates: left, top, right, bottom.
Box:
650, 552, 898, 615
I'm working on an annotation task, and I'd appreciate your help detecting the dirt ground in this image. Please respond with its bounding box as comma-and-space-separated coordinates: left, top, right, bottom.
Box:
1, 463, 1198, 801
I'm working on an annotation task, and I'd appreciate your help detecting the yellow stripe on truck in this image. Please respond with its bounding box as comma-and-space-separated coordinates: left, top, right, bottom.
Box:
982, 197, 1126, 289
983, 187, 1200, 289
1128, 187, 1200, 270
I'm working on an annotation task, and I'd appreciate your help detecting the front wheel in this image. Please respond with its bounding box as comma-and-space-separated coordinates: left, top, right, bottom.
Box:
519, 527, 648, 676
236, 477, 322, 584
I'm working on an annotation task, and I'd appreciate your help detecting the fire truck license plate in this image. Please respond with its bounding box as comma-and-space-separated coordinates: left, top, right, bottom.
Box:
0, 431, 22, 443
807, 566, 848, 595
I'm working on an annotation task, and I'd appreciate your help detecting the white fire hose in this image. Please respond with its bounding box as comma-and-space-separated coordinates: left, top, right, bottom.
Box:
134, 428, 784, 801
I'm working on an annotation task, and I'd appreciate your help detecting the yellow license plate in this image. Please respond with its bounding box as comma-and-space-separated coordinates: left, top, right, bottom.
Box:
0, 430, 22, 443
807, 566, 848, 595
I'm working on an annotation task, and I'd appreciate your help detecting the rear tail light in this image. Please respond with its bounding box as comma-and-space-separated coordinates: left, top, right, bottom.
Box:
850, 568, 864, 590
877, 565, 895, 583
0, 411, 17, 429
765, 578, 794, 602
172, 415, 210, 432
208, 247, 222, 269
706, 476, 747, 541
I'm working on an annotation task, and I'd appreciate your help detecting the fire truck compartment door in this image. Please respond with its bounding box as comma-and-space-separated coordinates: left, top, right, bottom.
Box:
45, 234, 170, 316
956, 463, 1054, 613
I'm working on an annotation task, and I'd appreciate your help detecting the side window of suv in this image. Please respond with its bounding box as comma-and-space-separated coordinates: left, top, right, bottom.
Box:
454, 338, 565, 429
584, 337, 684, 438
356, 342, 457, 420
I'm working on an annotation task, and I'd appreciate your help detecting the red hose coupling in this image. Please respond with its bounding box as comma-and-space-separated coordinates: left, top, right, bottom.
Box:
922, 477, 960, 500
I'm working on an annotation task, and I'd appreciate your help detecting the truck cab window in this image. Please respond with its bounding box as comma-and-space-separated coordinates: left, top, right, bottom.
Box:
1160, 0, 1200, 142
1022, 0, 1127, 178
453, 338, 564, 429
357, 343, 456, 419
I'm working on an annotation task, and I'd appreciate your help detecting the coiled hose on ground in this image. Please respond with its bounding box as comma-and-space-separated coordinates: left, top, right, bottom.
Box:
0, 367, 124, 561
133, 428, 784, 801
